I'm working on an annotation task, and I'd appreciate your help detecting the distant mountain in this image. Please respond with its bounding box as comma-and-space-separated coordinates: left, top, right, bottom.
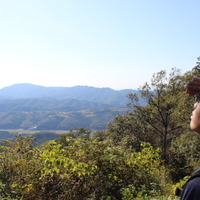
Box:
0, 109, 125, 130
0, 84, 139, 131
0, 83, 137, 107
0, 98, 110, 112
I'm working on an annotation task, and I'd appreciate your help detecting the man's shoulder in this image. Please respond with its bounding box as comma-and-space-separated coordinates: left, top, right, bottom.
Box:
184, 168, 200, 189
181, 177, 200, 200
186, 176, 200, 188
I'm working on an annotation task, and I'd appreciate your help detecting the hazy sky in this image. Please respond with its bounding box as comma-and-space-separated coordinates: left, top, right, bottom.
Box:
0, 0, 199, 90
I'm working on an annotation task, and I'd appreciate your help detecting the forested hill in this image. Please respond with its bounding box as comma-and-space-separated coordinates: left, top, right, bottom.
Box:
0, 83, 137, 107
0, 84, 137, 130
0, 98, 111, 112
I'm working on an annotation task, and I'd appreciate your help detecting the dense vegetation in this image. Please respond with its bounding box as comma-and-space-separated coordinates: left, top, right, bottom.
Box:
1, 58, 200, 199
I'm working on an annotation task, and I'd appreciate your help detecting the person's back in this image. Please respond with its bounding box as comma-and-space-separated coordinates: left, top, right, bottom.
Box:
180, 168, 200, 200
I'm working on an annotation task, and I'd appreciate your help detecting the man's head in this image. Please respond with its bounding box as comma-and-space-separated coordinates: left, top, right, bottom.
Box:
185, 78, 200, 133
190, 103, 200, 133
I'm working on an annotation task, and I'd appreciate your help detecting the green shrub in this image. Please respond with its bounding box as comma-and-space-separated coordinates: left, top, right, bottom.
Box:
0, 136, 165, 199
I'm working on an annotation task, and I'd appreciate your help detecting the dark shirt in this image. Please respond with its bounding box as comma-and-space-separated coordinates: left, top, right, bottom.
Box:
181, 168, 200, 200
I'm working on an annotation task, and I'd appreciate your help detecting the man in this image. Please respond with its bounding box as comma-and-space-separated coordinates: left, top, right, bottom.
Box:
187, 77, 200, 133
179, 77, 200, 199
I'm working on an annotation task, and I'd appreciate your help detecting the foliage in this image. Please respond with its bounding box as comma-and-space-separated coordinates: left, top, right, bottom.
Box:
127, 68, 191, 161
171, 132, 200, 167
168, 131, 200, 181
172, 175, 190, 195
1, 58, 200, 199
0, 135, 40, 199
105, 58, 200, 190
0, 135, 165, 200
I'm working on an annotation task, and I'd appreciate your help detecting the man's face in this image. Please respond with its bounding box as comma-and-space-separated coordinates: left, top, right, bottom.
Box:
190, 103, 200, 133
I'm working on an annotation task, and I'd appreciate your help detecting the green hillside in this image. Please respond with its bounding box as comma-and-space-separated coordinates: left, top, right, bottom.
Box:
0, 109, 125, 130
0, 85, 130, 131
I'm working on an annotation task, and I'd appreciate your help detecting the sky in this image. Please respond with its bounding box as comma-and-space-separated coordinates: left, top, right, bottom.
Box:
0, 0, 200, 90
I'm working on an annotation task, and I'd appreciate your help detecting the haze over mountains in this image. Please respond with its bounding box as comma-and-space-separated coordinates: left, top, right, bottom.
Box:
0, 83, 136, 107
0, 84, 137, 131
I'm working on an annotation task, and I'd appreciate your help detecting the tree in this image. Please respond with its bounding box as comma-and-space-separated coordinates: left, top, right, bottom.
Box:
127, 68, 191, 160
183, 56, 200, 82
106, 114, 142, 151
169, 131, 200, 181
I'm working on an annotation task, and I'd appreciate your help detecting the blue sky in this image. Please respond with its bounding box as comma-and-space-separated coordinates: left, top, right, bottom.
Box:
0, 0, 199, 90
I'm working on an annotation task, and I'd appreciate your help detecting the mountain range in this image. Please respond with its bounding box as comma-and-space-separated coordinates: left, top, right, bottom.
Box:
0, 84, 137, 131
0, 83, 136, 107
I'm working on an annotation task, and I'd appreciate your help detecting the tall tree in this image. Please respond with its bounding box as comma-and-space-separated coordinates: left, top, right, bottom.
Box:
107, 57, 200, 161
128, 68, 191, 160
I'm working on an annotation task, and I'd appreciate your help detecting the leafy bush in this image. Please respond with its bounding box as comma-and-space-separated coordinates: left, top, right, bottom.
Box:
0, 136, 165, 200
